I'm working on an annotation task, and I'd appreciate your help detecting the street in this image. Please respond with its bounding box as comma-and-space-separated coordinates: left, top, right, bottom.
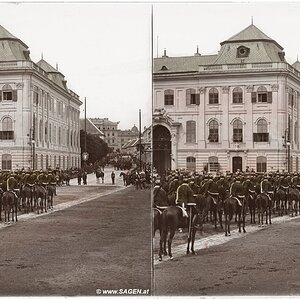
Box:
154, 215, 300, 296
0, 169, 151, 296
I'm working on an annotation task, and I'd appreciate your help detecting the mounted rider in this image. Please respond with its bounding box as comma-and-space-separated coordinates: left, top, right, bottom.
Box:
260, 174, 274, 202
291, 173, 300, 190
175, 178, 194, 215
153, 180, 169, 207
230, 176, 245, 206
47, 172, 57, 196
7, 172, 19, 199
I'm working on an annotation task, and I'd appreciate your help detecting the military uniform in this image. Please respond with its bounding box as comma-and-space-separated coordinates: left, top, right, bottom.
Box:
153, 183, 169, 207
175, 181, 194, 208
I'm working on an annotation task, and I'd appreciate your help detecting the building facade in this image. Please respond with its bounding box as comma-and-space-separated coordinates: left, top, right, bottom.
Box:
153, 24, 300, 175
0, 25, 82, 170
90, 118, 139, 150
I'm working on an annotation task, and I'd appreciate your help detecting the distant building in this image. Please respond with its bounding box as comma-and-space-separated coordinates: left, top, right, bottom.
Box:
90, 118, 119, 150
80, 118, 104, 138
153, 24, 300, 174
0, 24, 81, 170
90, 118, 140, 150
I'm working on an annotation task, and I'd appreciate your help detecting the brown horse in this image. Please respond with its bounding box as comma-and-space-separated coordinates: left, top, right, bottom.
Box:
207, 193, 223, 229
256, 192, 273, 226
158, 203, 202, 261
47, 184, 55, 209
21, 185, 34, 213
224, 195, 247, 236
34, 185, 47, 214
2, 191, 18, 222
247, 190, 257, 224
275, 187, 288, 216
288, 187, 299, 217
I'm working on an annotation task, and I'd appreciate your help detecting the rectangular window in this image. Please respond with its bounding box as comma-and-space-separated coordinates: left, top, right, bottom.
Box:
3, 91, 12, 101
208, 131, 218, 142
258, 93, 267, 103
253, 133, 269, 142
2, 159, 12, 170
0, 131, 14, 140
186, 121, 196, 143
164, 94, 174, 106
257, 162, 267, 172
209, 162, 219, 172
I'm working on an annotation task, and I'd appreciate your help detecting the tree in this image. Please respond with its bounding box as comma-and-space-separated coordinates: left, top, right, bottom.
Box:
80, 130, 109, 165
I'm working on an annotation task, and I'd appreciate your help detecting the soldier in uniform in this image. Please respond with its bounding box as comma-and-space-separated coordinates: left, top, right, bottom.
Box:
7, 173, 19, 199
47, 172, 57, 196
153, 180, 169, 207
175, 178, 194, 209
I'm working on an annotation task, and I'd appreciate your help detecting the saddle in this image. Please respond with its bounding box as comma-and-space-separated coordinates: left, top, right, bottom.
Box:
154, 206, 168, 214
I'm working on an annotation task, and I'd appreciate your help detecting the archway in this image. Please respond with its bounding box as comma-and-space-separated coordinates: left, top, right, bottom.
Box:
153, 125, 171, 175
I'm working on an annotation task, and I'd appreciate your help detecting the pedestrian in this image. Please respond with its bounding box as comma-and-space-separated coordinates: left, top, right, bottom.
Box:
77, 170, 82, 185
111, 171, 115, 184
82, 171, 87, 185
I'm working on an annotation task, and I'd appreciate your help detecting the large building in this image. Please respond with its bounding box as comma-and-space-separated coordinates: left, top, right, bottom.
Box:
90, 117, 139, 150
0, 25, 82, 170
153, 24, 300, 175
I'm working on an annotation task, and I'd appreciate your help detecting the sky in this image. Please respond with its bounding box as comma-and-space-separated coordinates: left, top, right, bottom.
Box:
153, 2, 300, 65
0, 3, 152, 130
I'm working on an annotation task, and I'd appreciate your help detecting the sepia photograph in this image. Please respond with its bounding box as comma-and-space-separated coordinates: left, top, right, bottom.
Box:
0, 2, 152, 296
152, 2, 300, 296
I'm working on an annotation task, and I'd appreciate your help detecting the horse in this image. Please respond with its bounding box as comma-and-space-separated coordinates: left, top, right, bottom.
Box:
158, 202, 203, 261
288, 187, 299, 217
206, 192, 223, 229
2, 191, 18, 222
34, 185, 47, 214
247, 190, 257, 224
275, 187, 288, 216
21, 185, 34, 213
256, 192, 273, 226
223, 195, 247, 236
119, 172, 127, 186
47, 184, 56, 209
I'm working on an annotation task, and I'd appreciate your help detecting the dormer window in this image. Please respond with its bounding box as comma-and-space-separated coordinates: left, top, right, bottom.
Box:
237, 46, 250, 58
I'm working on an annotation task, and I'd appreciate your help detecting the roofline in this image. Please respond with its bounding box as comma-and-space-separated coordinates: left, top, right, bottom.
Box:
0, 37, 29, 49
154, 54, 218, 60
220, 39, 284, 51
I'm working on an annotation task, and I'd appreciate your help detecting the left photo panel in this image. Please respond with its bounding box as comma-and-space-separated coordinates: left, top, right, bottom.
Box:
0, 3, 152, 296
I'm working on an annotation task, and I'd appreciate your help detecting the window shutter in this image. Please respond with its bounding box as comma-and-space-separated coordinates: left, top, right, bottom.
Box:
267, 92, 272, 103
195, 94, 200, 105
251, 92, 257, 103
12, 90, 17, 102
186, 89, 191, 106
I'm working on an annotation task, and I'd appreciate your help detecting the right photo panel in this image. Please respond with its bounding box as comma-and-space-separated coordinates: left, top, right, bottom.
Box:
152, 2, 300, 296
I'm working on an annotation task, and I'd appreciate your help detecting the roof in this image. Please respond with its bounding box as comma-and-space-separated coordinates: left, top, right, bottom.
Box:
154, 24, 285, 73
0, 24, 28, 48
154, 55, 218, 74
90, 118, 119, 126
292, 61, 300, 72
0, 24, 30, 61
37, 59, 59, 73
221, 24, 283, 50
80, 118, 104, 136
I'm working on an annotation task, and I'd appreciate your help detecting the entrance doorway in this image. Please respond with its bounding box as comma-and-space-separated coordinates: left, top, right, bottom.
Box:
232, 156, 242, 173
153, 125, 171, 175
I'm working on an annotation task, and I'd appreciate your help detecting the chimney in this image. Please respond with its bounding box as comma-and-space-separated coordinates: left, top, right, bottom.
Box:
194, 45, 201, 56
162, 48, 168, 58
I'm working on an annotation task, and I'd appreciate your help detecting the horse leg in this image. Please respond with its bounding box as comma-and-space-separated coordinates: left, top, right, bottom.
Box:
158, 230, 165, 261
191, 226, 197, 255
238, 211, 241, 233
224, 212, 228, 236
218, 209, 223, 229
214, 208, 217, 229
168, 228, 175, 260
242, 212, 246, 233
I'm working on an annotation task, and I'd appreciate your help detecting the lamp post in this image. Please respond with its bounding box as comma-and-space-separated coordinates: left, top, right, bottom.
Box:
32, 139, 35, 170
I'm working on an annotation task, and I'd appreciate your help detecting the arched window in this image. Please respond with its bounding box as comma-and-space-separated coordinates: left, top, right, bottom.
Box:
186, 120, 196, 143
232, 87, 243, 104
2, 154, 12, 170
164, 89, 174, 106
208, 120, 218, 142
186, 156, 196, 171
49, 123, 52, 143
186, 88, 199, 105
209, 156, 219, 172
257, 156, 267, 172
0, 117, 14, 140
254, 119, 268, 142
257, 86, 268, 103
209, 88, 219, 104
233, 119, 243, 142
